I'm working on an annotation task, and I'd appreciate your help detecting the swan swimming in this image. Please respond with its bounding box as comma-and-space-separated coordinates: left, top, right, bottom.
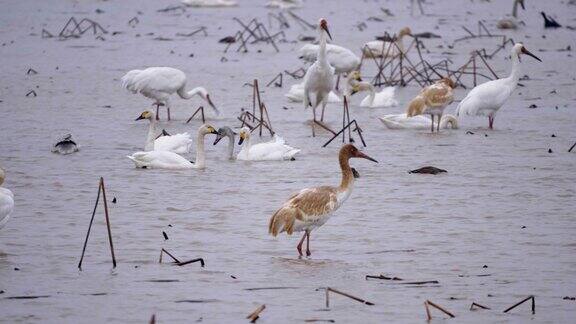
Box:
127, 124, 218, 169
236, 127, 300, 161
136, 110, 193, 154
379, 114, 458, 130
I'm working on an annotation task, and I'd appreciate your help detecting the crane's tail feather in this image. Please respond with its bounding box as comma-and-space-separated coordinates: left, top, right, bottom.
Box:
268, 207, 297, 236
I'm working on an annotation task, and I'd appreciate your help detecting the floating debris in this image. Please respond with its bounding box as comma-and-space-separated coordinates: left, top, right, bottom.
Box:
52, 134, 79, 155
247, 304, 266, 323
322, 287, 374, 308
541, 12, 561, 28
470, 302, 491, 310
503, 295, 535, 314
424, 300, 455, 320
409, 166, 447, 175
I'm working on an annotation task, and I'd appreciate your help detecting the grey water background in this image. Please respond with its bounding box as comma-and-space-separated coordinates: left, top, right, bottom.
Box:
0, 0, 575, 322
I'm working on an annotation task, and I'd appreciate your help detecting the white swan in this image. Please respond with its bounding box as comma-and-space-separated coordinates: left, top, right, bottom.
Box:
121, 67, 219, 121
362, 27, 412, 58
497, 0, 525, 29
127, 124, 218, 169
266, 0, 302, 9
237, 127, 300, 161
0, 167, 14, 230
299, 43, 360, 76
213, 126, 237, 160
285, 82, 341, 103
136, 110, 192, 154
347, 71, 397, 108
182, 0, 237, 7
379, 114, 458, 130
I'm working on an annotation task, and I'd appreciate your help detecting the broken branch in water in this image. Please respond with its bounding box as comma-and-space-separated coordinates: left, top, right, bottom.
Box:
159, 248, 180, 263
185, 106, 206, 124
365, 274, 403, 281
503, 295, 535, 314
470, 302, 491, 310
246, 304, 266, 323
425, 300, 455, 319
177, 258, 205, 267
158, 249, 204, 267
568, 142, 576, 152
266, 73, 283, 87
322, 287, 375, 308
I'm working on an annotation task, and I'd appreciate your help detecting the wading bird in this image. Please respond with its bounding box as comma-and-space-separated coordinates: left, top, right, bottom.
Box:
298, 43, 360, 90
455, 43, 541, 129
406, 78, 455, 132
268, 144, 377, 257
121, 67, 219, 121
135, 110, 192, 154
127, 124, 217, 169
0, 167, 14, 230
497, 0, 525, 30
303, 18, 335, 135
362, 27, 412, 58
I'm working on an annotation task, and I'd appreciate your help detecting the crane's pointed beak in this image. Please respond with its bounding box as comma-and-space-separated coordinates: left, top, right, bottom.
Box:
521, 47, 542, 62
322, 25, 333, 41
356, 151, 378, 163
206, 95, 220, 116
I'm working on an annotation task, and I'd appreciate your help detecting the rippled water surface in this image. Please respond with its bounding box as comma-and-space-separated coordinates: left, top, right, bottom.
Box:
1, 0, 575, 323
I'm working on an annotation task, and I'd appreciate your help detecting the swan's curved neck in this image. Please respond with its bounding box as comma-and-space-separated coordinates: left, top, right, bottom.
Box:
195, 131, 207, 168
241, 135, 252, 156
145, 118, 157, 151
367, 84, 376, 104
227, 135, 235, 160
181, 87, 203, 100
338, 154, 354, 191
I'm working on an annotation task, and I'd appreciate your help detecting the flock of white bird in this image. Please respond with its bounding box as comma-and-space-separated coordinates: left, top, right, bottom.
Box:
0, 3, 543, 256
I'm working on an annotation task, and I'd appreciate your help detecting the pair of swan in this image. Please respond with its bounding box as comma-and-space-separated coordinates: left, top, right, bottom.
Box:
127, 124, 218, 169
214, 127, 300, 161
136, 110, 193, 154
0, 167, 14, 230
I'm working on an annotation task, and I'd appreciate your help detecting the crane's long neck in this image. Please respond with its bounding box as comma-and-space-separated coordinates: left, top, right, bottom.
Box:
195, 131, 207, 168
508, 51, 521, 88
145, 118, 157, 151
338, 154, 354, 191
318, 29, 329, 69
178, 86, 203, 100
227, 135, 235, 160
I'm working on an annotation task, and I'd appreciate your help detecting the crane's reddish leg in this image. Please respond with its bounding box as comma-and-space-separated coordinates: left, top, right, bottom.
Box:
296, 232, 307, 256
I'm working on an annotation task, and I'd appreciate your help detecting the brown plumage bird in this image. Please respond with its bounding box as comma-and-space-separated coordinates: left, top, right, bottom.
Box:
268, 144, 378, 257
406, 78, 455, 132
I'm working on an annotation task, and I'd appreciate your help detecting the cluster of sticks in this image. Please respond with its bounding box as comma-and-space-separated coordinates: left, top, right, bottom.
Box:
42, 17, 107, 40
267, 11, 315, 31
360, 22, 516, 89
424, 295, 535, 320
237, 79, 275, 137
224, 18, 284, 53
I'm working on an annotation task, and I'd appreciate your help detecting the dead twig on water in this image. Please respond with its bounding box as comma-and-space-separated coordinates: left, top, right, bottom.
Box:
159, 248, 180, 263
185, 106, 206, 124
568, 142, 576, 152
365, 274, 403, 281
26, 90, 37, 97
322, 287, 375, 308
246, 304, 266, 323
322, 97, 366, 147
470, 302, 491, 310
266, 73, 283, 87
284, 68, 306, 79
78, 177, 116, 270
503, 295, 535, 314
27, 68, 38, 75
176, 27, 208, 38
424, 300, 455, 320
159, 249, 205, 267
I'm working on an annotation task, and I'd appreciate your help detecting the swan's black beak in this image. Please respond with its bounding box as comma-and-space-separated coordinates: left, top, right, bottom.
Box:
238, 136, 244, 145
135, 115, 145, 121
213, 134, 224, 145
521, 46, 542, 62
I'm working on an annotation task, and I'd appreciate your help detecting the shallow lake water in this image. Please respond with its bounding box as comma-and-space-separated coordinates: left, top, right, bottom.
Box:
0, 0, 575, 323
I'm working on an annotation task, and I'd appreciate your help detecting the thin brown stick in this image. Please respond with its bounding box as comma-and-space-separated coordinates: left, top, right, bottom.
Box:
365, 274, 403, 281
185, 106, 205, 124
503, 295, 535, 314
425, 300, 455, 318
159, 248, 181, 263
177, 258, 205, 267
100, 177, 116, 268
246, 304, 266, 323
569, 142, 576, 152
325, 287, 374, 306
424, 301, 432, 321
78, 178, 102, 270
470, 302, 491, 310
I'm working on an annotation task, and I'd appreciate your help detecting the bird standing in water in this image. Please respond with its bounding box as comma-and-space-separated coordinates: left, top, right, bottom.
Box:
268, 144, 377, 257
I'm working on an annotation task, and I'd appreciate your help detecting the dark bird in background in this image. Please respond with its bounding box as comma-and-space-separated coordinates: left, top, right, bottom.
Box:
541, 12, 561, 28
51, 134, 79, 155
